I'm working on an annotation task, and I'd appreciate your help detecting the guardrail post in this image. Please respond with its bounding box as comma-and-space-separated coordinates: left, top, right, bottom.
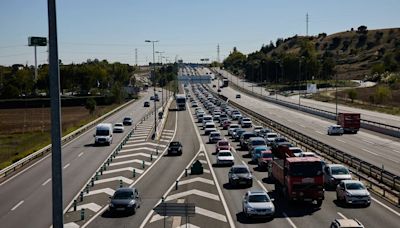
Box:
80, 191, 84, 202
86, 184, 89, 194
150, 154, 153, 161
185, 168, 188, 177
175, 180, 179, 190
162, 196, 165, 202
100, 167, 103, 175
80, 208, 85, 220
91, 177, 95, 187
119, 180, 123, 188
133, 168, 136, 178
103, 163, 107, 171
381, 165, 384, 183
142, 160, 145, 169
73, 200, 77, 211
369, 164, 372, 177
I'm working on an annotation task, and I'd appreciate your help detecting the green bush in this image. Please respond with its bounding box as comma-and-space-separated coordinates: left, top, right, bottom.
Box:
85, 98, 97, 114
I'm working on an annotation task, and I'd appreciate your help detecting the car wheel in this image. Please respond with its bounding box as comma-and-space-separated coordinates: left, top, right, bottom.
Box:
248, 181, 253, 187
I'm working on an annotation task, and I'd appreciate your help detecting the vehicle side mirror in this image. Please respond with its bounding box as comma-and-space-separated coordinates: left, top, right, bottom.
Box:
271, 198, 275, 202
93, 134, 96, 137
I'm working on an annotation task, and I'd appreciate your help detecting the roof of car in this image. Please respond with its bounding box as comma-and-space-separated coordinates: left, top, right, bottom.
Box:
232, 164, 248, 169
115, 187, 136, 192
333, 218, 363, 227
248, 190, 268, 195
327, 163, 347, 168
340, 180, 361, 184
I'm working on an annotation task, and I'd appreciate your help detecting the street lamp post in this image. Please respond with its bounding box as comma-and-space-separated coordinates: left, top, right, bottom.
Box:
145, 40, 159, 139
155, 51, 165, 106
298, 57, 304, 109
275, 60, 279, 100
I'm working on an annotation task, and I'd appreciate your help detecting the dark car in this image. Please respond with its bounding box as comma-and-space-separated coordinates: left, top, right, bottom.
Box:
109, 187, 141, 214
168, 141, 183, 155
236, 94, 241, 99
144, 101, 150, 107
123, 117, 133, 125
228, 165, 253, 187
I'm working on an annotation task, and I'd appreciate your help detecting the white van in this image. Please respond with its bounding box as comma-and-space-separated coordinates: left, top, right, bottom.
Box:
94, 123, 113, 146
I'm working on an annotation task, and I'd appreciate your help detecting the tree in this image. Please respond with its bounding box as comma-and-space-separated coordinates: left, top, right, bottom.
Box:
347, 89, 357, 103
374, 85, 392, 104
85, 98, 96, 114
357, 25, 368, 34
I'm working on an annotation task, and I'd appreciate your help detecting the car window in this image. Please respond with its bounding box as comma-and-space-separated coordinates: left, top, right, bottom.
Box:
233, 167, 249, 173
114, 191, 133, 199
346, 182, 365, 190
248, 194, 269, 202
331, 166, 349, 175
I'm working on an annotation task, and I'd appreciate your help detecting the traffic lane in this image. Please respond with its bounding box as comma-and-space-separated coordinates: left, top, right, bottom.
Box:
217, 84, 400, 174
0, 92, 153, 228
188, 114, 291, 226
88, 105, 200, 227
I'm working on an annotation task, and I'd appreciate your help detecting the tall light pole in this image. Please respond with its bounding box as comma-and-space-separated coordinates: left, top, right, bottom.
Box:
145, 40, 159, 139
298, 56, 304, 109
275, 60, 279, 100
155, 51, 165, 106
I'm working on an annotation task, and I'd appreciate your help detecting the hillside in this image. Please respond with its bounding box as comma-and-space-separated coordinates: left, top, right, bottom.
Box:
269, 27, 400, 80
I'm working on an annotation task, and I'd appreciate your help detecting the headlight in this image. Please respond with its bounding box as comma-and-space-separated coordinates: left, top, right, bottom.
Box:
232, 175, 239, 180
346, 192, 352, 197
109, 203, 114, 208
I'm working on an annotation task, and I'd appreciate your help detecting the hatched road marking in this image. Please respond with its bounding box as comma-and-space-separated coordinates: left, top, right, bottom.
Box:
165, 189, 220, 202
68, 203, 102, 213
42, 178, 51, 186
103, 167, 144, 175
178, 177, 215, 186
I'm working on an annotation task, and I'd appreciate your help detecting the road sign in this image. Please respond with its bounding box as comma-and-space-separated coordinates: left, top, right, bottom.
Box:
153, 202, 195, 217
178, 75, 211, 83
28, 37, 47, 46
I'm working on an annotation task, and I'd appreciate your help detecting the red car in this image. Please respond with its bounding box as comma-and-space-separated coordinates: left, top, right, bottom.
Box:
222, 120, 232, 130
216, 140, 231, 152
257, 150, 273, 169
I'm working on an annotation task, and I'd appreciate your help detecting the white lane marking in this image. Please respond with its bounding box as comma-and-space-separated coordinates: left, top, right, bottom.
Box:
78, 152, 84, 157
316, 131, 324, 135
67, 203, 102, 213
198, 159, 207, 164
63, 163, 70, 169
172, 199, 185, 227
336, 139, 347, 144
64, 222, 79, 228
371, 197, 400, 217
283, 212, 297, 228
120, 147, 157, 153
11, 200, 24, 211
337, 212, 348, 219
179, 224, 199, 228
103, 167, 143, 175
165, 189, 220, 202
149, 213, 167, 223
116, 153, 158, 159
42, 178, 51, 186
85, 188, 115, 197
362, 139, 375, 145
109, 159, 151, 167
393, 150, 400, 153
299, 124, 306, 128
94, 176, 133, 185
241, 160, 248, 167
362, 148, 378, 156
81, 109, 177, 228
178, 177, 214, 186
196, 206, 227, 222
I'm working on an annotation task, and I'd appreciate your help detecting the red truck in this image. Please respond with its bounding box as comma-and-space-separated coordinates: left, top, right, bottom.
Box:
269, 156, 324, 206
337, 113, 360, 133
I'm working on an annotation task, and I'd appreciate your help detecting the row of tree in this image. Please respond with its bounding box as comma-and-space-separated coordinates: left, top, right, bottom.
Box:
223, 38, 337, 85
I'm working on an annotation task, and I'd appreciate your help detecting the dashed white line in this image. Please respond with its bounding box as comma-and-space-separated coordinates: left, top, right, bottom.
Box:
42, 178, 51, 186
393, 150, 400, 153
283, 212, 297, 228
336, 139, 346, 143
316, 131, 324, 135
78, 152, 84, 157
11, 200, 24, 211
337, 212, 347, 219
63, 163, 70, 169
299, 124, 306, 128
362, 139, 375, 145
362, 148, 377, 156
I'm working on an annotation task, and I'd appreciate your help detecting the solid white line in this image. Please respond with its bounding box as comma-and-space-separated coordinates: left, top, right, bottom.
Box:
78, 152, 84, 157
316, 131, 324, 135
336, 139, 346, 143
393, 150, 400, 153
63, 163, 70, 169
371, 197, 400, 217
299, 124, 306, 128
283, 212, 297, 228
11, 200, 24, 211
42, 178, 51, 186
362, 148, 378, 156
337, 212, 347, 219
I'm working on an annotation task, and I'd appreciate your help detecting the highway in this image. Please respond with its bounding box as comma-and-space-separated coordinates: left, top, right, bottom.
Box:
183, 81, 400, 227
212, 67, 400, 129
0, 90, 157, 228
194, 67, 400, 176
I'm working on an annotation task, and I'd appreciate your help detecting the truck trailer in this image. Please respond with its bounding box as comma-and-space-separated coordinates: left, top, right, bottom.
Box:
337, 113, 360, 133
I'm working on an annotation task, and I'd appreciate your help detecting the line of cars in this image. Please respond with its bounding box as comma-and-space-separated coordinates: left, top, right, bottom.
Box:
192, 83, 371, 224
93, 116, 133, 146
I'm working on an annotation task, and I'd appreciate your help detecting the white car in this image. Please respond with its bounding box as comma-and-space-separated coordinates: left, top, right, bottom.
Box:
253, 126, 263, 135
191, 101, 198, 107
113, 123, 124, 133
288, 147, 304, 157
241, 118, 253, 128
227, 124, 240, 136
336, 180, 370, 206
215, 150, 234, 166
299, 151, 318, 157
242, 190, 275, 218
327, 125, 344, 135
265, 133, 278, 145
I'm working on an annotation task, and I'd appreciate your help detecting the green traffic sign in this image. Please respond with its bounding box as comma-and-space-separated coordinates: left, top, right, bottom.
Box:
28, 36, 47, 46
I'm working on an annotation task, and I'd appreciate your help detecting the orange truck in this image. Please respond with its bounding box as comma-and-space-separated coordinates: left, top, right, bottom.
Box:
337, 113, 360, 133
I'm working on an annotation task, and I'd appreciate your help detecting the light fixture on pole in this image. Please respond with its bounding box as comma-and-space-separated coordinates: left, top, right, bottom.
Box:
145, 40, 159, 139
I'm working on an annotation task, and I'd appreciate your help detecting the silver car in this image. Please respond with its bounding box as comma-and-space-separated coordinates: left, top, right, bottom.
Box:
336, 180, 370, 206
324, 164, 352, 188
242, 190, 275, 218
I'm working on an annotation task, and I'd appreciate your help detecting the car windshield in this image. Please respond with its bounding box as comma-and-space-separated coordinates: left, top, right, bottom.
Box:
124, 118, 131, 121
252, 140, 265, 146
219, 152, 231, 156
275, 138, 287, 143
113, 191, 133, 199
115, 124, 123, 127
248, 194, 270, 203
267, 134, 277, 138
170, 142, 180, 146
219, 141, 229, 146
346, 182, 365, 190
243, 134, 256, 139
289, 162, 323, 177
233, 167, 249, 173
331, 166, 349, 175
262, 153, 272, 158
96, 129, 109, 136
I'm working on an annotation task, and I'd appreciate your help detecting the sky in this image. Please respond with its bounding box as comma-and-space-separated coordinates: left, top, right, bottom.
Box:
0, 0, 399, 66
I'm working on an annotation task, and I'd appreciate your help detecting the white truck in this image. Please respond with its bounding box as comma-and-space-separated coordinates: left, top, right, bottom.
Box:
176, 94, 186, 110
94, 123, 113, 146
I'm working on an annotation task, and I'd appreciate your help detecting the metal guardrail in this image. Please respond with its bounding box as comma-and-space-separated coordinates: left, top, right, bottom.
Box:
207, 86, 400, 205
213, 69, 400, 138
0, 98, 139, 179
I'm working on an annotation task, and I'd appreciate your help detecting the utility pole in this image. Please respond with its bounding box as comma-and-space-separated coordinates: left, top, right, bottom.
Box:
217, 44, 220, 63
145, 40, 159, 139
135, 48, 138, 66
48, 0, 63, 227
306, 13, 309, 36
